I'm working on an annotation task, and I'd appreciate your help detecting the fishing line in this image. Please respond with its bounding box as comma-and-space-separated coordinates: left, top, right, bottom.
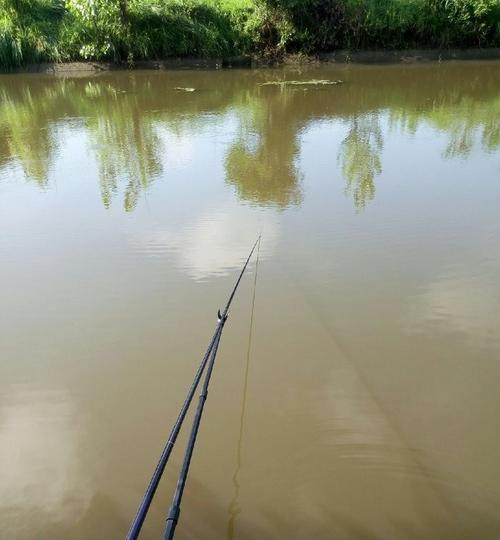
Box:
227, 237, 260, 540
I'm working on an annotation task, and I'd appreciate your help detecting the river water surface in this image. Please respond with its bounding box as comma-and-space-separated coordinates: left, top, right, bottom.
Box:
1, 61, 499, 540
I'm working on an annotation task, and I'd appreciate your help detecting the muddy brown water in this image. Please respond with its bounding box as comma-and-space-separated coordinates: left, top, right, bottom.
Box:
0, 61, 499, 540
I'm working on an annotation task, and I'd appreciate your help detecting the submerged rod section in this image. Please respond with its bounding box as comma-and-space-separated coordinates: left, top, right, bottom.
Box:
126, 236, 260, 540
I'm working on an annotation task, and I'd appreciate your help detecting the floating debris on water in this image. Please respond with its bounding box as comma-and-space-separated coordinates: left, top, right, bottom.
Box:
173, 87, 196, 92
259, 79, 343, 87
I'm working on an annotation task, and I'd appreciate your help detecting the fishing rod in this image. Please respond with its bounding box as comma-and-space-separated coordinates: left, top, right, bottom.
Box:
163, 310, 226, 540
163, 236, 260, 539
126, 236, 260, 540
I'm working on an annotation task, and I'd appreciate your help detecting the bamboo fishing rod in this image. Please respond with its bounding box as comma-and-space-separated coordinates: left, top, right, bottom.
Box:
126, 236, 260, 540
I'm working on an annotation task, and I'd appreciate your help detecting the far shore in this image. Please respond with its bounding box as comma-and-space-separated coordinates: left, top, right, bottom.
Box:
3, 48, 500, 75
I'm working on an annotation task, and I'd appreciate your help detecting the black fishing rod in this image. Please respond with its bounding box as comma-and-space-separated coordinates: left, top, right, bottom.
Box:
126, 236, 260, 540
163, 310, 226, 540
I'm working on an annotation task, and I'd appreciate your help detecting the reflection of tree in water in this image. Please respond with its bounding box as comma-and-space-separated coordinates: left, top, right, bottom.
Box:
390, 96, 500, 159
225, 90, 302, 209
1, 64, 499, 212
438, 101, 500, 159
83, 81, 162, 211
0, 77, 163, 210
0, 85, 60, 186
338, 114, 382, 209
93, 116, 162, 211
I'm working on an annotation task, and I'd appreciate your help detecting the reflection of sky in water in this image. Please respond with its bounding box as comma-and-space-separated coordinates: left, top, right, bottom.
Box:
0, 386, 92, 520
407, 264, 500, 348
127, 123, 280, 280
135, 202, 278, 280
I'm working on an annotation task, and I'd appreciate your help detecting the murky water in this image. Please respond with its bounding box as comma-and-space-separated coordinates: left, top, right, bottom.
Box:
1, 61, 499, 540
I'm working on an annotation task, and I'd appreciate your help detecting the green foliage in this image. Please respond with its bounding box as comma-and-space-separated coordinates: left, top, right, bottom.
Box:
421, 0, 500, 47
0, 0, 65, 67
0, 27, 23, 69
64, 0, 123, 59
258, 0, 347, 52
339, 0, 500, 48
125, 0, 245, 58
0, 0, 499, 69
261, 0, 500, 51
241, 1, 295, 55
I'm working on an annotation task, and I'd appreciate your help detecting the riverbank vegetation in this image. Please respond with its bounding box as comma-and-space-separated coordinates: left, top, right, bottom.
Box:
1, 0, 500, 69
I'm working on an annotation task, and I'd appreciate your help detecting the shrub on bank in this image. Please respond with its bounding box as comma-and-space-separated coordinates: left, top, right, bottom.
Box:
256, 0, 500, 51
0, 0, 499, 69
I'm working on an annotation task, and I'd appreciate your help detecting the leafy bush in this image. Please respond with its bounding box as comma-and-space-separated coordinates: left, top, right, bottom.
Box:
0, 27, 23, 68
126, 0, 243, 58
64, 0, 127, 59
421, 0, 500, 47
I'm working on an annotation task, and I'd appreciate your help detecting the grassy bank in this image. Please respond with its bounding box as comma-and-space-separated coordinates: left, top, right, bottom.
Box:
1, 0, 500, 69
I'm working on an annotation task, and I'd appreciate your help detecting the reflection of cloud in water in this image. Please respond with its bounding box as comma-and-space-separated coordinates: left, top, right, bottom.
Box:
162, 131, 195, 169
0, 387, 91, 520
406, 267, 500, 348
138, 205, 278, 280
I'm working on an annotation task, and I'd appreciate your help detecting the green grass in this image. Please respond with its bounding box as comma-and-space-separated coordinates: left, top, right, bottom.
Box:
0, 0, 499, 70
